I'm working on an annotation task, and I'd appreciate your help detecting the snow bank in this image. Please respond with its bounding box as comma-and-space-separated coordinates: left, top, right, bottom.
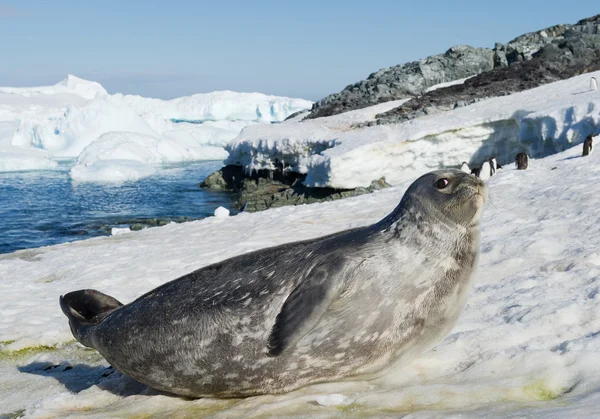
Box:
0, 146, 599, 417
227, 70, 600, 188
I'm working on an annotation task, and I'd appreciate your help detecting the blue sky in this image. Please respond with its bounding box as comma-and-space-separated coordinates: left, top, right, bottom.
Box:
0, 0, 598, 100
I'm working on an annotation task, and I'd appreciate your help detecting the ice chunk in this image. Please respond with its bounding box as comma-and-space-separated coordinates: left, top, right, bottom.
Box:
214, 206, 230, 218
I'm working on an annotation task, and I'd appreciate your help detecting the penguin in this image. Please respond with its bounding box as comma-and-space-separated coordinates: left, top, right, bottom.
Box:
583, 135, 593, 156
460, 162, 471, 173
591, 77, 598, 91
515, 152, 529, 170
478, 161, 492, 181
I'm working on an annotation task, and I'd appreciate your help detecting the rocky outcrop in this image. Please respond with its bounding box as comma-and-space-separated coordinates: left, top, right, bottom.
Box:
200, 165, 390, 212
304, 46, 494, 120
493, 24, 571, 67
370, 16, 600, 125
305, 15, 599, 121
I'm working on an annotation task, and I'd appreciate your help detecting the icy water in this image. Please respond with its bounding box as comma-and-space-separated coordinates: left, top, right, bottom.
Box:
0, 160, 237, 254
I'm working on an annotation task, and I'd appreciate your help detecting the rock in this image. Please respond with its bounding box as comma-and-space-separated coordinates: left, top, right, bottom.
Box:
306, 14, 599, 124
371, 16, 600, 125
199, 165, 245, 191
204, 166, 392, 213
304, 45, 494, 120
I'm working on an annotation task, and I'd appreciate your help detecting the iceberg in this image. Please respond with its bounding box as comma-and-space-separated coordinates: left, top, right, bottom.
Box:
0, 76, 313, 179
69, 131, 227, 182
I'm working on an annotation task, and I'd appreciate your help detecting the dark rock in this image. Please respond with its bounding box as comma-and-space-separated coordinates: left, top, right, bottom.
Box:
304, 45, 494, 120
200, 165, 391, 212
306, 15, 599, 124
371, 20, 600, 125
199, 165, 245, 191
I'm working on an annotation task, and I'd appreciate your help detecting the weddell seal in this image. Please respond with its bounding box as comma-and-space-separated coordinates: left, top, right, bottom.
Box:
60, 169, 486, 398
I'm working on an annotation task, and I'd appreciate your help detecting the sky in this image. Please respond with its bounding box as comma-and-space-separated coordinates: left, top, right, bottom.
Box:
0, 0, 598, 101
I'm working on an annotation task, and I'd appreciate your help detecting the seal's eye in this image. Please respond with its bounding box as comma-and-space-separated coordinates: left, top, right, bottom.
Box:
435, 178, 450, 189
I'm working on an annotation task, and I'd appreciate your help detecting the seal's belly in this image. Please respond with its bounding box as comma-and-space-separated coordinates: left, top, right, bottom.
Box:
96, 276, 473, 397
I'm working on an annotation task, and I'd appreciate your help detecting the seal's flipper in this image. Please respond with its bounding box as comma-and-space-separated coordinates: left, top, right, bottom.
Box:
60, 289, 123, 347
267, 264, 344, 356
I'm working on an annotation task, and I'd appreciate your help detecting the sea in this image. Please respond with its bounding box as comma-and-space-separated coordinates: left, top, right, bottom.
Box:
0, 160, 237, 254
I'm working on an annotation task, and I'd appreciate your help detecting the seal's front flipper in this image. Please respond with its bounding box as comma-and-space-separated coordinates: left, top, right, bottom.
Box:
59, 289, 123, 347
267, 262, 345, 356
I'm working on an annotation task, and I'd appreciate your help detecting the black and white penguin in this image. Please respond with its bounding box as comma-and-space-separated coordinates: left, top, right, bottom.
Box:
591, 77, 598, 91
460, 161, 470, 173
488, 157, 502, 173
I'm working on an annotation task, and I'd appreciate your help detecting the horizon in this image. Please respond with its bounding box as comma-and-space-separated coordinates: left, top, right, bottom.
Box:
0, 0, 598, 101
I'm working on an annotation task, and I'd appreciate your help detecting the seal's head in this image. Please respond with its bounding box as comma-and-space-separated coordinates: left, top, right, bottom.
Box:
399, 169, 486, 227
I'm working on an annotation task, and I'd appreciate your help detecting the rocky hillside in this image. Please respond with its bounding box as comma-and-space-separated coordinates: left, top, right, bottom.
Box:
305, 15, 598, 120
372, 16, 600, 125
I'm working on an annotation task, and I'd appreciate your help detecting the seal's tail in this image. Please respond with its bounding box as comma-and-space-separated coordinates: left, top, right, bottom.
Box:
59, 289, 123, 347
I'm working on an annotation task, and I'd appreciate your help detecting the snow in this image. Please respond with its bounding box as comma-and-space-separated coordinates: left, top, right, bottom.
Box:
226, 70, 600, 188
214, 206, 230, 218
111, 227, 131, 236
0, 76, 312, 178
1, 145, 600, 417
424, 76, 472, 93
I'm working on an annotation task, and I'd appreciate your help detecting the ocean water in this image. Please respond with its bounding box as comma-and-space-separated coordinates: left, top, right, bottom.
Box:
0, 160, 237, 254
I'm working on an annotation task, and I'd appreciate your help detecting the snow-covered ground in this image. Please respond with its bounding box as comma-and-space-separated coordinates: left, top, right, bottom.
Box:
0, 75, 312, 181
226, 71, 600, 188
1, 144, 599, 418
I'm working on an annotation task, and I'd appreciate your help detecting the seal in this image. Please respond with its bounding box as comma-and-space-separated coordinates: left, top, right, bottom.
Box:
60, 169, 486, 398
583, 134, 593, 156
515, 152, 529, 170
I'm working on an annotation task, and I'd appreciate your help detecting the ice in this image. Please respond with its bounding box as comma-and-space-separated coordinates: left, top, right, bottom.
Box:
118, 90, 313, 124
214, 206, 230, 218
69, 131, 227, 183
1, 145, 599, 417
11, 96, 158, 157
226, 70, 600, 188
0, 75, 107, 100
0, 76, 312, 179
0, 146, 58, 172
314, 394, 353, 406
111, 227, 131, 236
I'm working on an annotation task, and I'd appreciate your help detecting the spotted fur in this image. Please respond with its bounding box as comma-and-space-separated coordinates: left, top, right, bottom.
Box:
60, 169, 486, 398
